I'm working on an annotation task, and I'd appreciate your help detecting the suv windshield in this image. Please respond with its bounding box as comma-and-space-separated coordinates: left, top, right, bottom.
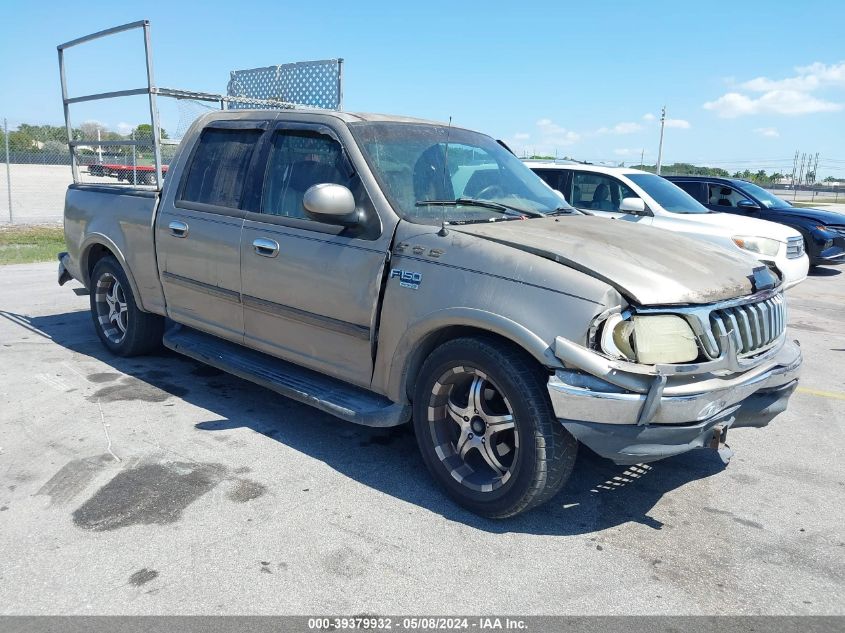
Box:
627, 173, 710, 214
732, 180, 792, 209
350, 122, 571, 225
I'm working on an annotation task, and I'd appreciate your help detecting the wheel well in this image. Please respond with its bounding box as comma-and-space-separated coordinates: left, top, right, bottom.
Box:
403, 325, 548, 401
85, 243, 115, 283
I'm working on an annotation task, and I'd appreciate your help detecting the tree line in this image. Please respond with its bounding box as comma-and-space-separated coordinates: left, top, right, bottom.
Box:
1, 122, 168, 154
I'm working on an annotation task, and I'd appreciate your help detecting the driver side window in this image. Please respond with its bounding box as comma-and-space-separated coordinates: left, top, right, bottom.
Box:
707, 184, 753, 208
262, 131, 353, 218
571, 173, 638, 212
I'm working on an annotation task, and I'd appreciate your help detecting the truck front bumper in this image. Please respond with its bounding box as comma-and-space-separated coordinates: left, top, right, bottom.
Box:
547, 339, 802, 464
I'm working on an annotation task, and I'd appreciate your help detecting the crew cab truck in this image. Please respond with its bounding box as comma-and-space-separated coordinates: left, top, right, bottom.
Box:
59, 110, 802, 518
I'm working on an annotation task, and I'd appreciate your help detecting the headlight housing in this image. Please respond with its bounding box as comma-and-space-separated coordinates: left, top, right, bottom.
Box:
601, 314, 699, 365
732, 236, 781, 257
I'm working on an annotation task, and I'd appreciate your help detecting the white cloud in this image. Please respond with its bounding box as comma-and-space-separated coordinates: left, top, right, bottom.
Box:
665, 118, 691, 129
536, 118, 580, 146
642, 113, 656, 121
597, 121, 642, 135
116, 122, 134, 135
741, 61, 845, 92
703, 89, 842, 117
704, 61, 845, 118
754, 127, 780, 138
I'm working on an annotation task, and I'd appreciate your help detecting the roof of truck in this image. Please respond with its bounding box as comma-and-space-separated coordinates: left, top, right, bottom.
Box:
197, 109, 448, 126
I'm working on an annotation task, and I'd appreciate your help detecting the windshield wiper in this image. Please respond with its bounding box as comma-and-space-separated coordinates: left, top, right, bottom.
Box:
416, 198, 545, 218
546, 206, 583, 216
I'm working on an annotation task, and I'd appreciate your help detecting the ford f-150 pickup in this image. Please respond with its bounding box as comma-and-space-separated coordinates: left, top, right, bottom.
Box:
58, 110, 802, 518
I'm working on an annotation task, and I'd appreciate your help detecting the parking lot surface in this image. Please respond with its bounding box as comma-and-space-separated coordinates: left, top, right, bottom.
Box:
0, 262, 843, 615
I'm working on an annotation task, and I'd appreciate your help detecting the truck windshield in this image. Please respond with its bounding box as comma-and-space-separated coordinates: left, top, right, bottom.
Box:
350, 122, 571, 225
627, 173, 710, 214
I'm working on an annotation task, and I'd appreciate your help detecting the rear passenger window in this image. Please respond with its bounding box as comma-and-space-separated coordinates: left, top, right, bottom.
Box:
262, 131, 353, 218
674, 181, 705, 202
181, 127, 262, 209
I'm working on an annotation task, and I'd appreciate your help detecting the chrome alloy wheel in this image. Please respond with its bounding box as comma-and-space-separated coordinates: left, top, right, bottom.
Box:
95, 272, 128, 344
426, 367, 518, 493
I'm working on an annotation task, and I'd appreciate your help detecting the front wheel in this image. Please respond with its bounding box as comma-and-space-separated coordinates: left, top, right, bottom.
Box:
413, 337, 577, 518
90, 256, 164, 356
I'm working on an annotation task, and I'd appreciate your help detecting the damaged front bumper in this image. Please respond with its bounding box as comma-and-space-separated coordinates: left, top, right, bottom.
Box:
547, 338, 802, 465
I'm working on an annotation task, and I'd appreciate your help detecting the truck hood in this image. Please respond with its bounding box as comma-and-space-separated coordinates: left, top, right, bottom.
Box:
452, 216, 775, 305
672, 211, 800, 241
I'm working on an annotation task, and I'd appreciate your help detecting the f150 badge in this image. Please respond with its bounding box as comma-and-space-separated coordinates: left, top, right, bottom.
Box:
390, 268, 422, 290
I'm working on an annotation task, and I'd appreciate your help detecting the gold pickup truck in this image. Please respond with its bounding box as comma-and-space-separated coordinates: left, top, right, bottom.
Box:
59, 110, 801, 517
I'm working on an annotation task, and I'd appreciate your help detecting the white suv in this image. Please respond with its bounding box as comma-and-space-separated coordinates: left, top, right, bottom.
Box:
527, 162, 809, 289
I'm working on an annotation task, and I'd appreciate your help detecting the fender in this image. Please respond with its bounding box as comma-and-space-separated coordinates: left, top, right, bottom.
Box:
383, 307, 564, 403
80, 233, 148, 313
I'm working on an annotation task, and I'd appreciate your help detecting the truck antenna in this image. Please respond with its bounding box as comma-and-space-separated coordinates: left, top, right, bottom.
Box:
439, 116, 452, 237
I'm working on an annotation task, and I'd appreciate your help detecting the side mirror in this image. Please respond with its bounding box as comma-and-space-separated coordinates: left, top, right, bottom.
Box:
619, 197, 650, 216
303, 183, 359, 225
736, 199, 760, 211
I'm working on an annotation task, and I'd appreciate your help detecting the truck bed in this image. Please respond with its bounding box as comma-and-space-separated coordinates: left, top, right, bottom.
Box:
63, 183, 166, 315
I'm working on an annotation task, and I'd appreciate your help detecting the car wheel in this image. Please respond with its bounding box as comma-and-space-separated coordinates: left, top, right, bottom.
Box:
413, 336, 577, 518
90, 256, 164, 356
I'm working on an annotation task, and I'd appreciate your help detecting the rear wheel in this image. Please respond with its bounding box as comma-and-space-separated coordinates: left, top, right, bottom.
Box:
90, 256, 164, 356
413, 336, 577, 518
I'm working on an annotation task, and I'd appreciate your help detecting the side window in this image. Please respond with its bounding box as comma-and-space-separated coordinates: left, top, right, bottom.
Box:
181, 127, 262, 209
532, 169, 563, 193
572, 173, 638, 212
262, 131, 353, 218
674, 180, 705, 202
708, 183, 753, 208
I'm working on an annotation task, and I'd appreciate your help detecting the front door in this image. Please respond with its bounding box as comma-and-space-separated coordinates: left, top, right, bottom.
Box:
239, 123, 390, 387
155, 121, 268, 342
571, 172, 652, 225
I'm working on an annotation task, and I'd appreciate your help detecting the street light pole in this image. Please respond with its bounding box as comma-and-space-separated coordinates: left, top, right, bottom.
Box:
656, 106, 666, 175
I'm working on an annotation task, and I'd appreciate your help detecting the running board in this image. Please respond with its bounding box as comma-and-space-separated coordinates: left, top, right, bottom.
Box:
163, 326, 410, 428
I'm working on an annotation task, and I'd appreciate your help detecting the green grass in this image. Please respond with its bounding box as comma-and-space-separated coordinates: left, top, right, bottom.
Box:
0, 225, 66, 265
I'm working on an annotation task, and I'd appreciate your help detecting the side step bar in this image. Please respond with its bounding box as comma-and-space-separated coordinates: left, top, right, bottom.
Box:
163, 326, 411, 428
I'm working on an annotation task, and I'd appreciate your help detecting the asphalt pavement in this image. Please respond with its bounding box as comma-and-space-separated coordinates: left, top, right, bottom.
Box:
0, 262, 843, 615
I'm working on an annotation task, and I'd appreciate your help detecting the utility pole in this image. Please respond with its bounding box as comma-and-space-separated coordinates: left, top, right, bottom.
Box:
656, 106, 666, 175
795, 153, 806, 200
640, 148, 645, 169
97, 128, 102, 163
789, 150, 798, 191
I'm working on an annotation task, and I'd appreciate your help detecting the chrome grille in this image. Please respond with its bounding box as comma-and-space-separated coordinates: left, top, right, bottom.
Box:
703, 293, 786, 358
786, 236, 805, 259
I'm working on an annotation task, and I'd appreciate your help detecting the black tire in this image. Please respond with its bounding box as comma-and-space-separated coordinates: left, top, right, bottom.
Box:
412, 336, 577, 518
89, 256, 164, 356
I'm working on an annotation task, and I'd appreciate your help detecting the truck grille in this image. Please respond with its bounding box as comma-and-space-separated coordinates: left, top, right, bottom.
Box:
702, 293, 786, 358
786, 236, 805, 259
826, 224, 845, 237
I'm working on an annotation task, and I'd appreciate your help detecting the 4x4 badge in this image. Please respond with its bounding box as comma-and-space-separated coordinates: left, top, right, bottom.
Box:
390, 268, 422, 290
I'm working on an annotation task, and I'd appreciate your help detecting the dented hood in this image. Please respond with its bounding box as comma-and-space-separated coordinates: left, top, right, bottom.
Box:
452, 216, 772, 305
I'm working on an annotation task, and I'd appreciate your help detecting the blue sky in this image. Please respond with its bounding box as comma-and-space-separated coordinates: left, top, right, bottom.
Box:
2, 0, 844, 177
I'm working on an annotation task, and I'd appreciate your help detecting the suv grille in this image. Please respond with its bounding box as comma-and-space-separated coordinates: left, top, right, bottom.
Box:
701, 293, 786, 358
827, 224, 845, 237
786, 236, 805, 259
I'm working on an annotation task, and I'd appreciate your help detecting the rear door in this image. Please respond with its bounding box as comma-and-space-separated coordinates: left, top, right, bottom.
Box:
155, 120, 268, 342
671, 179, 707, 204
239, 121, 391, 387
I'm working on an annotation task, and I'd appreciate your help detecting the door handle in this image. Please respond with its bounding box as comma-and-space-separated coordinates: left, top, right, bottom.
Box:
253, 238, 280, 258
168, 221, 189, 238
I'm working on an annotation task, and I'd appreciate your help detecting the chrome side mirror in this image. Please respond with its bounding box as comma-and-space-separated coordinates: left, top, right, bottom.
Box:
303, 183, 358, 225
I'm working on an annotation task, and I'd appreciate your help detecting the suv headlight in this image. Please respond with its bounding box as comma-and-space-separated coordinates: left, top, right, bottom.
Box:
601, 314, 699, 364
732, 236, 780, 257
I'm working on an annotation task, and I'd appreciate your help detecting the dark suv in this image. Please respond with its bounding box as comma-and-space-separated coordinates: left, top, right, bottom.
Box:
664, 176, 845, 266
